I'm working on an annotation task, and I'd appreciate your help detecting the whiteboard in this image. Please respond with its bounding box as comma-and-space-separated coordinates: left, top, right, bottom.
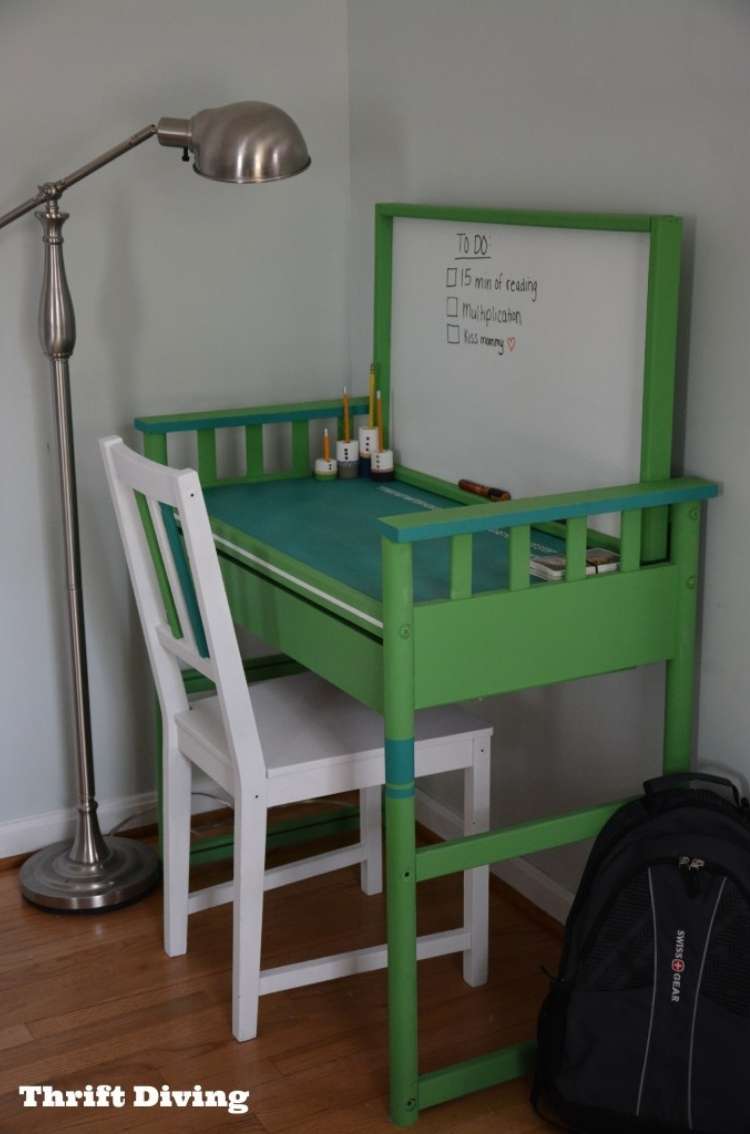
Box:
389, 217, 652, 501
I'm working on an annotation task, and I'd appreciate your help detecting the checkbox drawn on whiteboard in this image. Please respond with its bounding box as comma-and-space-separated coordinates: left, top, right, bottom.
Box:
446, 267, 457, 287
447, 324, 460, 344
446, 296, 458, 317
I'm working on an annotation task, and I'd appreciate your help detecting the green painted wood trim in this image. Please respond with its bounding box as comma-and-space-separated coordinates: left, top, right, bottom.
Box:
620, 508, 642, 572
193, 808, 359, 858
382, 540, 415, 743
385, 792, 419, 1124
418, 1041, 536, 1111
413, 565, 678, 707
376, 202, 657, 233
374, 208, 394, 448
565, 516, 588, 582
196, 430, 217, 483
395, 465, 486, 505
142, 432, 167, 464
584, 524, 621, 553
245, 423, 264, 479
416, 799, 629, 881
401, 469, 652, 555
182, 653, 306, 696
183, 843, 231, 866
378, 477, 718, 544
135, 492, 182, 637
220, 554, 384, 711
199, 470, 300, 490
268, 808, 360, 849
210, 513, 383, 635
641, 216, 682, 562
382, 536, 419, 1125
187, 807, 360, 866
159, 503, 209, 657
292, 419, 310, 476
134, 396, 369, 435
540, 518, 619, 552
509, 525, 531, 592
449, 535, 472, 600
663, 500, 702, 774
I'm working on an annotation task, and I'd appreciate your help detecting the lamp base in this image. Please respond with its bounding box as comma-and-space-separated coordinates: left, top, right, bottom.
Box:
20, 836, 160, 912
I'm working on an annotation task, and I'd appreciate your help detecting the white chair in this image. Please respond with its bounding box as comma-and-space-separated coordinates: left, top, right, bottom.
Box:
100, 436, 492, 1041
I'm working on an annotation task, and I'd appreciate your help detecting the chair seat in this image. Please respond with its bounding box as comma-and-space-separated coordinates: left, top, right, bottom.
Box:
176, 671, 491, 797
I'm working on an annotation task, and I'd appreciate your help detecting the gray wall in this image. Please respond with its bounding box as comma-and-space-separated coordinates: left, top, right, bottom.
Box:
0, 0, 350, 821
347, 0, 748, 888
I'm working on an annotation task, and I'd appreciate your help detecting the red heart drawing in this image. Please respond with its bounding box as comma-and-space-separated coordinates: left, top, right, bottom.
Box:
507, 336, 516, 351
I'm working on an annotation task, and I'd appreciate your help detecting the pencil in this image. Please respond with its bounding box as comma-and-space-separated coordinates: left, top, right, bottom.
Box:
322, 427, 330, 463
376, 390, 384, 452
342, 387, 350, 443
368, 365, 376, 428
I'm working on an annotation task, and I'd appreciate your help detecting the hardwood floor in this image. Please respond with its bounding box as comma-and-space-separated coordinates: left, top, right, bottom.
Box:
0, 818, 562, 1132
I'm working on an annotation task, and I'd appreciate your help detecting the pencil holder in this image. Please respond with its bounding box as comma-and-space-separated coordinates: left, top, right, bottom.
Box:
371, 448, 395, 481
358, 426, 379, 475
313, 457, 337, 481
336, 439, 359, 480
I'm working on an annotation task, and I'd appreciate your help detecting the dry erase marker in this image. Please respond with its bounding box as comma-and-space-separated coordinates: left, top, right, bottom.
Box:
458, 479, 511, 502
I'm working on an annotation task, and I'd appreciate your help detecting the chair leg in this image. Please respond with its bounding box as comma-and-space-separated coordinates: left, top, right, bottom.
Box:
232, 787, 268, 1042
359, 785, 383, 895
462, 738, 491, 987
163, 743, 192, 958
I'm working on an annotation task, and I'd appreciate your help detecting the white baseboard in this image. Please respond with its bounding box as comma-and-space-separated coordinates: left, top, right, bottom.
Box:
415, 788, 573, 924
0, 779, 230, 860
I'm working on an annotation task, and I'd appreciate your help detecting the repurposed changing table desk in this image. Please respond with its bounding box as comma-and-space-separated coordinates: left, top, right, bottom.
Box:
135, 203, 718, 1125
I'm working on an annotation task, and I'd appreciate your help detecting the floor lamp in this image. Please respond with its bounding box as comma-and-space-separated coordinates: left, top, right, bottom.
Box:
0, 101, 311, 912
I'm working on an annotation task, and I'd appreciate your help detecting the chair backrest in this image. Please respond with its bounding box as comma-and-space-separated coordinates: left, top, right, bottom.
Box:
100, 435, 265, 785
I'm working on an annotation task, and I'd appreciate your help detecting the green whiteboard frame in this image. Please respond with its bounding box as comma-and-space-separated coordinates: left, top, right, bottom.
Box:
372, 203, 682, 560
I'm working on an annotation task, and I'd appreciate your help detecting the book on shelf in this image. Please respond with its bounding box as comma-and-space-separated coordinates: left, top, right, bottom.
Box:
529, 547, 620, 582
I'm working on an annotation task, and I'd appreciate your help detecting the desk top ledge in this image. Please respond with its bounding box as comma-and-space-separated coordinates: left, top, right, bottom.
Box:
135, 396, 370, 435
378, 477, 720, 544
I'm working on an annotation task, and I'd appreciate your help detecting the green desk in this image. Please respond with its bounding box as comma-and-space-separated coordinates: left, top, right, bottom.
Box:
136, 396, 717, 1125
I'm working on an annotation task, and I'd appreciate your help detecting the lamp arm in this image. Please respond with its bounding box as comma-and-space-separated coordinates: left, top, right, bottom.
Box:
0, 123, 157, 232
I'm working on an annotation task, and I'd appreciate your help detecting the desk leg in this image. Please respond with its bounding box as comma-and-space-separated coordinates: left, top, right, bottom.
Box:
663, 501, 701, 775
383, 540, 419, 1126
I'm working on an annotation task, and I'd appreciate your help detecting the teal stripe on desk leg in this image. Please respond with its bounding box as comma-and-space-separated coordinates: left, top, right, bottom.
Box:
386, 782, 416, 800
385, 739, 416, 800
386, 738, 416, 782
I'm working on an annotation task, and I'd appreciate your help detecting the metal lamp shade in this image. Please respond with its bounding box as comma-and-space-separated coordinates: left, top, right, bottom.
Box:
158, 101, 311, 184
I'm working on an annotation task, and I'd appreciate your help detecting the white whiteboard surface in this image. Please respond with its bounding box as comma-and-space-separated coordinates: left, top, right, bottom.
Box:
390, 218, 651, 501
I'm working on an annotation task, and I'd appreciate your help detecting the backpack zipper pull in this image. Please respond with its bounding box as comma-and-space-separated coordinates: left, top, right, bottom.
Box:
678, 856, 705, 897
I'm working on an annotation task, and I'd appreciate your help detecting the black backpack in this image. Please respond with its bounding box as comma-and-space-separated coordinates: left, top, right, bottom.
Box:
532, 772, 750, 1134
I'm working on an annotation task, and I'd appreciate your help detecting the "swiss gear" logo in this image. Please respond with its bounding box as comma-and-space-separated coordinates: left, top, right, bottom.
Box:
671, 929, 686, 1002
